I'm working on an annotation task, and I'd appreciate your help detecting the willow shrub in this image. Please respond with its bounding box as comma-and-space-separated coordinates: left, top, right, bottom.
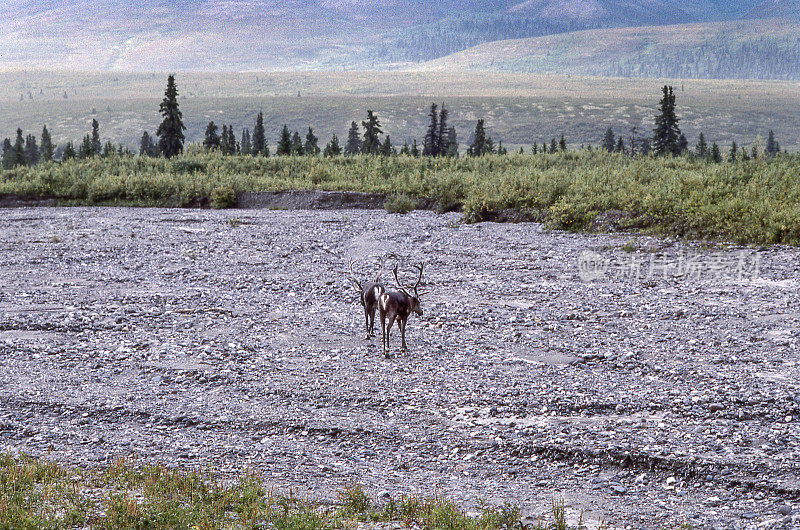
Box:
1, 148, 799, 245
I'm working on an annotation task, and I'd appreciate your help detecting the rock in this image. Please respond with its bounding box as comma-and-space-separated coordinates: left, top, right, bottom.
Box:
777, 505, 793, 516
709, 403, 725, 412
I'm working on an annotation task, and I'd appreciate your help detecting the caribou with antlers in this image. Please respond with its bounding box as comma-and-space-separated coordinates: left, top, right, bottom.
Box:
348, 259, 386, 339
379, 263, 425, 356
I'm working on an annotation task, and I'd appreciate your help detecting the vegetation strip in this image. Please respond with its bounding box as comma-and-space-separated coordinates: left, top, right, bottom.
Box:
1, 150, 798, 245
0, 452, 587, 529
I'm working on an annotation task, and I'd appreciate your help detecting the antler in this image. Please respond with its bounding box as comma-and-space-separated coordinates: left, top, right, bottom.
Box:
392, 263, 404, 292
374, 256, 385, 283
348, 259, 363, 292
411, 263, 424, 297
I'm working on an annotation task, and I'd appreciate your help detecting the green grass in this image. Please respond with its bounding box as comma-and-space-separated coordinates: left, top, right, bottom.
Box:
0, 453, 592, 529
3, 149, 799, 245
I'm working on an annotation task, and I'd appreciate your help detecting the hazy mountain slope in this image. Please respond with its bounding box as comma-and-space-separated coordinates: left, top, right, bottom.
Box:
414, 18, 800, 80
1, 0, 798, 72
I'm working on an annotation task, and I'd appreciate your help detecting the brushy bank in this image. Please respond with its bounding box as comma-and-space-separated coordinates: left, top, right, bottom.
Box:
0, 452, 589, 529
1, 149, 799, 245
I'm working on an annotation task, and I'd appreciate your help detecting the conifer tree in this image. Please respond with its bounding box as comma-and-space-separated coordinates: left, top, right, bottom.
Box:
13, 129, 26, 166
241, 129, 251, 155
344, 121, 361, 155
532, 144, 538, 155
40, 125, 54, 163
550, 138, 558, 153
204, 121, 221, 150
446, 126, 458, 157
400, 142, 410, 156
62, 142, 76, 161
90, 119, 101, 155
411, 139, 420, 157
156, 74, 186, 158
381, 136, 394, 156
252, 113, 266, 155
711, 142, 722, 163
678, 134, 689, 155
467, 119, 487, 157
497, 141, 507, 155
423, 103, 439, 157
323, 134, 341, 157
1, 138, 13, 169
102, 141, 115, 158
603, 127, 616, 152
696, 133, 708, 159
436, 105, 450, 156
766, 130, 778, 156
78, 134, 93, 159
484, 137, 495, 155
25, 134, 39, 165
277, 125, 292, 156
652, 85, 682, 156
361, 111, 383, 155
290, 131, 303, 155
220, 125, 230, 154
559, 135, 567, 152
728, 141, 738, 162
304, 127, 320, 155
616, 137, 625, 154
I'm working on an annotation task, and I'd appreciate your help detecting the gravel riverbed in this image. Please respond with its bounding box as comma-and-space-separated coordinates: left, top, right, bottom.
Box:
0, 207, 798, 529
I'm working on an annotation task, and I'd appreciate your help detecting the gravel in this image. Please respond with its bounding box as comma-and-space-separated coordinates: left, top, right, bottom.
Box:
0, 207, 798, 529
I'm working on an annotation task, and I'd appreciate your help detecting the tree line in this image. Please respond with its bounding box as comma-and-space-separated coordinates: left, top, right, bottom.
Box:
0, 78, 788, 169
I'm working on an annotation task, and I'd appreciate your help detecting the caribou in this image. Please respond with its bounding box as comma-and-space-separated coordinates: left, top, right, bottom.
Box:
348, 259, 386, 339
379, 263, 425, 356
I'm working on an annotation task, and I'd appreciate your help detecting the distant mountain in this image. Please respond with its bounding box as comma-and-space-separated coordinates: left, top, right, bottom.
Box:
414, 18, 800, 80
1, 0, 799, 76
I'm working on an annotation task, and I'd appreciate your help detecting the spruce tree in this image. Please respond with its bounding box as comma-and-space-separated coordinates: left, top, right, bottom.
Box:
616, 137, 625, 154
603, 127, 616, 152
652, 85, 682, 156
90, 119, 101, 155
436, 104, 450, 156
411, 139, 420, 157
400, 142, 410, 156
728, 141, 738, 162
62, 142, 76, 161
423, 103, 439, 156
252, 112, 266, 155
696, 133, 708, 159
156, 74, 186, 158
324, 134, 341, 157
559, 135, 567, 152
467, 119, 486, 157
550, 138, 558, 153
277, 125, 292, 156
446, 126, 458, 157
484, 137, 495, 155
497, 141, 507, 156
290, 131, 303, 155
220, 125, 231, 154
766, 130, 778, 156
39, 126, 54, 163
25, 134, 39, 165
102, 141, 115, 158
304, 127, 320, 155
711, 142, 722, 163
241, 129, 251, 155
13, 129, 26, 166
532, 144, 538, 155
1, 138, 13, 169
677, 134, 689, 155
361, 110, 383, 155
381, 136, 394, 156
78, 134, 93, 159
344, 121, 361, 155
204, 121, 221, 150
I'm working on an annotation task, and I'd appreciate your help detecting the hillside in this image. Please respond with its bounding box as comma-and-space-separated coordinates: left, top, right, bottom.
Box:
414, 18, 800, 80
1, 0, 798, 73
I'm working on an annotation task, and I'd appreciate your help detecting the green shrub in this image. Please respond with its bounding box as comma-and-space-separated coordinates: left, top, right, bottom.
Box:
385, 193, 415, 214
210, 186, 236, 209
